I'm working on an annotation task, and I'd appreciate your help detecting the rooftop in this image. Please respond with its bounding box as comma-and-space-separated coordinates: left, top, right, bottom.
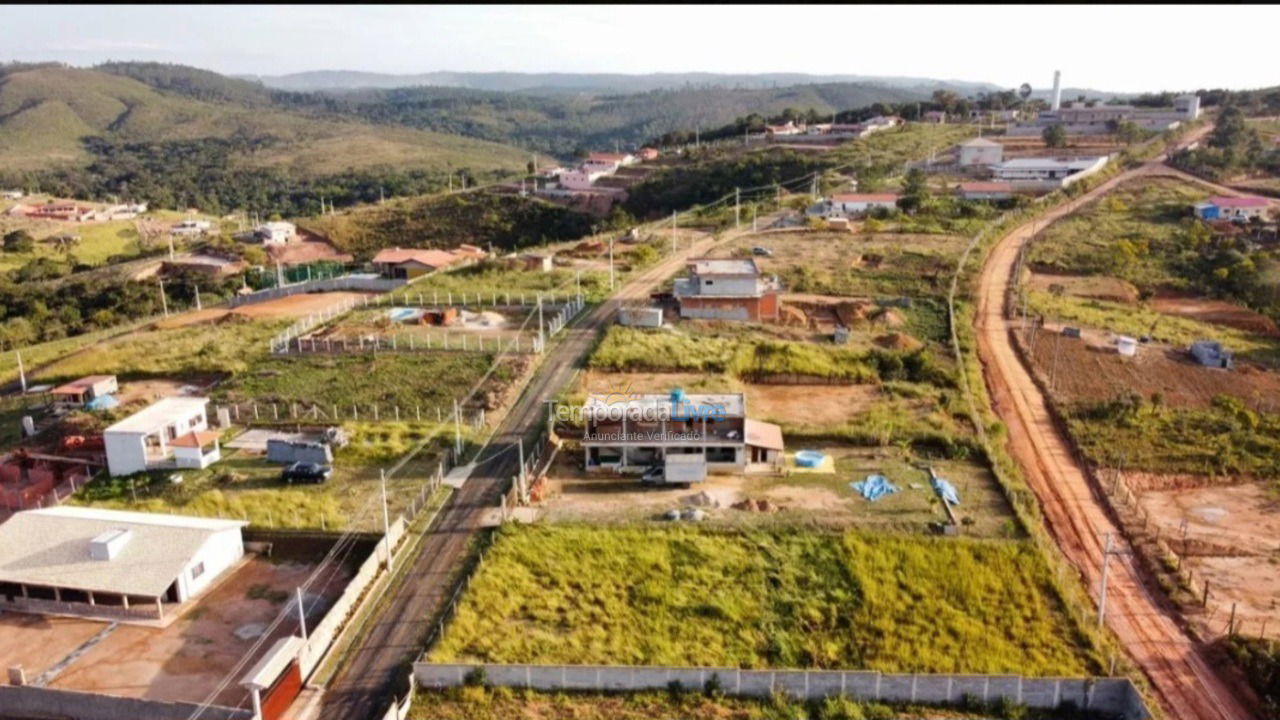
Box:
688, 258, 761, 276
958, 182, 1015, 193
995, 156, 1107, 171
0, 506, 246, 597
371, 247, 463, 267
1208, 195, 1269, 208
170, 430, 222, 448
830, 193, 900, 203
584, 392, 746, 419
50, 375, 115, 396
104, 396, 209, 436
960, 137, 1001, 147
744, 419, 784, 450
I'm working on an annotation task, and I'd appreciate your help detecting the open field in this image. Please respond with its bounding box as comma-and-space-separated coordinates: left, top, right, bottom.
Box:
29, 315, 290, 383
1026, 290, 1280, 367
409, 686, 1013, 720
1027, 272, 1141, 304
427, 525, 1098, 676
1136, 480, 1280, 639
392, 261, 617, 303
0, 204, 218, 271
0, 548, 355, 709
217, 352, 524, 412
307, 305, 536, 348
1027, 176, 1208, 291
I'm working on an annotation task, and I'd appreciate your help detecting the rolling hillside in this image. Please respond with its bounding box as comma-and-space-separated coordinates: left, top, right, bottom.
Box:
0, 64, 537, 177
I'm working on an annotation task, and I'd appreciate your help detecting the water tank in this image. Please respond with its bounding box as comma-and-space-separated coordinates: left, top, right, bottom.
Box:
89, 528, 133, 561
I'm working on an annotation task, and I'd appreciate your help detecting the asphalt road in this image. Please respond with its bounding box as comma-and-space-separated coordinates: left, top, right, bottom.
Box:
314, 230, 730, 720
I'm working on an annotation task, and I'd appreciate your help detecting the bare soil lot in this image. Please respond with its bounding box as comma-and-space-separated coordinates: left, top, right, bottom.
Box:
1137, 480, 1280, 638
538, 446, 1015, 537
1018, 326, 1280, 409
1151, 292, 1280, 336
154, 291, 375, 329
1028, 272, 1140, 304
0, 551, 353, 709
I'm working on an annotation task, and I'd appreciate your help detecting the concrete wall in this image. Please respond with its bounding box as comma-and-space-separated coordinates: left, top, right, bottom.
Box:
181, 527, 246, 601
412, 664, 1150, 720
230, 276, 407, 308
0, 685, 251, 720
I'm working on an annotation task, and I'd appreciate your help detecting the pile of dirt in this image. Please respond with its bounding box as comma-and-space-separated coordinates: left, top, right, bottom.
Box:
875, 309, 906, 328
685, 491, 719, 508
874, 332, 924, 351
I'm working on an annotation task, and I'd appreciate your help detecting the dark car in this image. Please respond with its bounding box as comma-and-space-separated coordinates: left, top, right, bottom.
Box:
281, 462, 332, 484
751, 246, 773, 257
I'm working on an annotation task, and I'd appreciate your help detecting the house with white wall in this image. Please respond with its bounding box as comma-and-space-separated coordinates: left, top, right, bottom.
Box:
254, 221, 297, 245
0, 506, 247, 621
822, 193, 900, 218
957, 137, 1004, 167
104, 396, 216, 476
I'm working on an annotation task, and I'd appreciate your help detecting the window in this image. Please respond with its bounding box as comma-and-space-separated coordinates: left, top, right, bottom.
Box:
191, 562, 205, 580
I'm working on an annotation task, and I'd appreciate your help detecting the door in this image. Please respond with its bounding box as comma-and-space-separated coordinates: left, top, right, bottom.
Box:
260, 659, 303, 720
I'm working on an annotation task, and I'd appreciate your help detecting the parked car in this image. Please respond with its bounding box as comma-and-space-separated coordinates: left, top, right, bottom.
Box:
281, 462, 332, 484
751, 246, 774, 257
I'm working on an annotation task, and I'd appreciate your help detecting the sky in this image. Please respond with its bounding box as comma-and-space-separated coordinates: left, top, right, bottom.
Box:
1, 4, 1277, 93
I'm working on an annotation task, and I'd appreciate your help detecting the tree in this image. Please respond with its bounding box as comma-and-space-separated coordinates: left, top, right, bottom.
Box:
2, 230, 34, 253
897, 168, 931, 215
1042, 124, 1068, 149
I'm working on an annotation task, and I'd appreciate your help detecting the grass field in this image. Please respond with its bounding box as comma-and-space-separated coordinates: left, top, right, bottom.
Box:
827, 124, 977, 170
1026, 291, 1280, 366
429, 525, 1098, 676
71, 420, 470, 530
216, 352, 518, 411
1027, 177, 1208, 292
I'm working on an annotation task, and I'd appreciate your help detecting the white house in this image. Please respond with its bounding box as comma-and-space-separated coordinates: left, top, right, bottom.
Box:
822, 193, 900, 218
172, 219, 213, 236
254, 221, 297, 245
582, 152, 636, 174
992, 156, 1109, 190
559, 169, 608, 190
1198, 195, 1271, 222
957, 137, 1004, 167
0, 506, 247, 620
104, 396, 215, 476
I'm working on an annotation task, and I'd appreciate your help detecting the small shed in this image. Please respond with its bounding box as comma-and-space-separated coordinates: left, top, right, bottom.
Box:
1116, 335, 1138, 357
521, 254, 554, 272
618, 307, 663, 328
170, 430, 222, 470
266, 439, 333, 465
664, 454, 707, 484
1193, 202, 1219, 220
50, 375, 118, 410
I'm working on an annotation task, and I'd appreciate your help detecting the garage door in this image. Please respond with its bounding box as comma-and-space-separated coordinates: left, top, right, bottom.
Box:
261, 659, 302, 720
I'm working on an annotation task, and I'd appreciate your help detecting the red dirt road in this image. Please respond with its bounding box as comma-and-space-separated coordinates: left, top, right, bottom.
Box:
975, 132, 1255, 720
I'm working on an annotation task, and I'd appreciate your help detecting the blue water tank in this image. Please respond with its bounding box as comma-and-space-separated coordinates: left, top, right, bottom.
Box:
670, 388, 685, 403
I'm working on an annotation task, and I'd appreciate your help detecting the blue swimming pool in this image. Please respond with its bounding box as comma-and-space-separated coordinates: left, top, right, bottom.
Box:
794, 450, 826, 468
388, 307, 422, 322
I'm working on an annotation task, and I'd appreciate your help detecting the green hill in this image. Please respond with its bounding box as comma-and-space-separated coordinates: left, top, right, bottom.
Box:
0, 64, 537, 178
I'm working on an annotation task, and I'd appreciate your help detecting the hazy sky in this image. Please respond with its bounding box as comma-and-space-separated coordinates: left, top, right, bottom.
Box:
2, 4, 1276, 92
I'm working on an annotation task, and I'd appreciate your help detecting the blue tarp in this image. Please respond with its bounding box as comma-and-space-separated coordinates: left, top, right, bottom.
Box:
850, 474, 899, 501
85, 394, 119, 411
932, 475, 961, 506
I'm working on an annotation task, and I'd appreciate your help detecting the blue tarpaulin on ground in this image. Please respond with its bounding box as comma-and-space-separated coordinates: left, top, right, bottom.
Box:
932, 475, 961, 506
850, 474, 899, 501
85, 394, 119, 411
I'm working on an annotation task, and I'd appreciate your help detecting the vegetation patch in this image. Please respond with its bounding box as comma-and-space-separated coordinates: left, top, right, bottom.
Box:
429, 525, 1098, 676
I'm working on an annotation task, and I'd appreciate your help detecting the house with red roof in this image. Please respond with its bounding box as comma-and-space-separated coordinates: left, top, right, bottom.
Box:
822, 193, 900, 218
957, 182, 1015, 202
371, 247, 467, 279
1194, 195, 1271, 222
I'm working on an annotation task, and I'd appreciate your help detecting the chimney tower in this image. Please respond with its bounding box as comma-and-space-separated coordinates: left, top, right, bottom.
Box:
1051, 70, 1062, 111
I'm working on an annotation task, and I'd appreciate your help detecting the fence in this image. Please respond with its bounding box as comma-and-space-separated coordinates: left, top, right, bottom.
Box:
232, 275, 408, 308
411, 663, 1149, 720
281, 331, 537, 356
216, 400, 489, 428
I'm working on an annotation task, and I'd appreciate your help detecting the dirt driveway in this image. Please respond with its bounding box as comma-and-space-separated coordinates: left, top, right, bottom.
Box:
154, 291, 374, 329
975, 127, 1254, 720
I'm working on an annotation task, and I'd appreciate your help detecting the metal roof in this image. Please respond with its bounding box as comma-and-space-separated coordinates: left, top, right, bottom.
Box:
0, 507, 245, 598
745, 419, 785, 450
584, 392, 746, 419
104, 396, 209, 436
688, 258, 760, 276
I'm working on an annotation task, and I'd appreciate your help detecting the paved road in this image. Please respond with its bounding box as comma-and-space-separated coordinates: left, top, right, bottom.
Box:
313, 229, 732, 720
974, 127, 1255, 720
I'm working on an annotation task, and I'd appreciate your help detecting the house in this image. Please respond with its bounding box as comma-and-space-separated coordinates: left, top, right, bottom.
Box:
822, 193, 900, 218
25, 203, 94, 222
521, 253, 555, 272
172, 219, 213, 236
0, 190, 22, 200
103, 396, 216, 476
101, 203, 148, 220
1190, 340, 1234, 369
559, 169, 608, 190
618, 307, 663, 327
371, 247, 464, 279
636, 147, 660, 161
253, 221, 297, 245
582, 152, 636, 173
922, 111, 947, 124
826, 217, 852, 232
1196, 196, 1270, 222
991, 156, 1109, 189
0, 506, 247, 620
766, 121, 805, 137
582, 389, 784, 474
49, 375, 118, 411
673, 258, 781, 321
957, 137, 1004, 167
957, 182, 1015, 202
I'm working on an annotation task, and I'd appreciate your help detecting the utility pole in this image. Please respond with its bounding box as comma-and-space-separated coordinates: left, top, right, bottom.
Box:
537, 294, 545, 348
296, 587, 308, 640
15, 351, 26, 394
735, 188, 741, 229
1098, 532, 1124, 629
158, 279, 169, 317
608, 237, 615, 291
752, 205, 757, 233
671, 211, 677, 253
379, 470, 392, 569
453, 398, 463, 457
167, 233, 175, 260
575, 269, 582, 301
